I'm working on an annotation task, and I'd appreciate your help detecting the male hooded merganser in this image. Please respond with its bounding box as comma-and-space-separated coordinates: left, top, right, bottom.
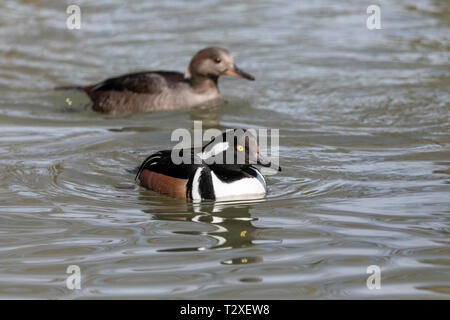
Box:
57, 47, 254, 114
136, 129, 281, 201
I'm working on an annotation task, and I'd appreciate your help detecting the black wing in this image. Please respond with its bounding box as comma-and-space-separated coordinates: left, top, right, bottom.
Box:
135, 148, 203, 181
88, 71, 186, 95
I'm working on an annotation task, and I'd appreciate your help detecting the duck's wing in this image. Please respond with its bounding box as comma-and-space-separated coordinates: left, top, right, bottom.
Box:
87, 71, 186, 95
135, 148, 202, 181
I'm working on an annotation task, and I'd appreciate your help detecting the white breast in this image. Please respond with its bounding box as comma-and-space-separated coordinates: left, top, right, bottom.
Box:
191, 168, 203, 201
210, 170, 267, 200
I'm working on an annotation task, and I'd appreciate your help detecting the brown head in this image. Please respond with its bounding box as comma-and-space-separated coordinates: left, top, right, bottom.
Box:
185, 47, 255, 82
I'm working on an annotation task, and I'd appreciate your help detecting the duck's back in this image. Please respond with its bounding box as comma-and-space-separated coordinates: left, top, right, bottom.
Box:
84, 71, 220, 114
88, 71, 184, 92
85, 71, 183, 113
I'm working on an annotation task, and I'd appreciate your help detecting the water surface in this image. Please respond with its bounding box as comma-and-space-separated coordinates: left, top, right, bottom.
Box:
0, 0, 449, 299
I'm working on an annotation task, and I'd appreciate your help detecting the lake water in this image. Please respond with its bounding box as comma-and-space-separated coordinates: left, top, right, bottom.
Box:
0, 0, 449, 299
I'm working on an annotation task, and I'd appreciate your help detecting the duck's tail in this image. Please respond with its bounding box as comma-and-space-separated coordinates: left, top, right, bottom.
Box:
55, 85, 85, 91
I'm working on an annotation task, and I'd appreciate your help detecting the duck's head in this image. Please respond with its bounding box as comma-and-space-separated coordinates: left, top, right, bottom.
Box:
186, 47, 255, 81
199, 129, 281, 173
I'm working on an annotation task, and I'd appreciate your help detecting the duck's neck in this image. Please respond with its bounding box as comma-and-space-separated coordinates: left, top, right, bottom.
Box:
190, 74, 220, 94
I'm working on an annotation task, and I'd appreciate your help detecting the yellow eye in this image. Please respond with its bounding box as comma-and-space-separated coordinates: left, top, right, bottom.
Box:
237, 145, 244, 151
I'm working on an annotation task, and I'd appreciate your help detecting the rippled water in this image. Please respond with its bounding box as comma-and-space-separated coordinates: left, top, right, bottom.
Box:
0, 0, 449, 299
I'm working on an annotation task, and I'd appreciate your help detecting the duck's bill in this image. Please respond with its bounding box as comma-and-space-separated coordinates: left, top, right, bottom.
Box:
256, 154, 282, 172
225, 65, 255, 81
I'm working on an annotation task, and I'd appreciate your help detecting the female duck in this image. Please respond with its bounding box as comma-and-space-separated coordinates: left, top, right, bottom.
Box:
136, 129, 281, 201
57, 47, 254, 114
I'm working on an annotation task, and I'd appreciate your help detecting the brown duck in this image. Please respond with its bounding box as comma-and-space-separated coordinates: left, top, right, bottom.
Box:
57, 47, 254, 114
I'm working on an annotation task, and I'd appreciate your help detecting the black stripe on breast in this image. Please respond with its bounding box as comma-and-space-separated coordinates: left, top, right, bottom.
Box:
186, 175, 194, 199
244, 166, 266, 188
243, 166, 260, 178
198, 167, 215, 200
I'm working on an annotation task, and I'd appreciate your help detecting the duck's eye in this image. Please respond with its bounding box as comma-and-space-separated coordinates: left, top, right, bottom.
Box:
237, 145, 244, 152
214, 57, 221, 64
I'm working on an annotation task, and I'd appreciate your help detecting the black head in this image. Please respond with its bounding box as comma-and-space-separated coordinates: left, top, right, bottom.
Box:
199, 129, 281, 173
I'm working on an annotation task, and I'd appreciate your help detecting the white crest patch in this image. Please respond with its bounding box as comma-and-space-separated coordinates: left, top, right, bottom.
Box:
197, 142, 229, 160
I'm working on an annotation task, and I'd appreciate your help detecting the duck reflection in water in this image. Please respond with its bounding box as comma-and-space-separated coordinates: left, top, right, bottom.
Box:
143, 200, 275, 265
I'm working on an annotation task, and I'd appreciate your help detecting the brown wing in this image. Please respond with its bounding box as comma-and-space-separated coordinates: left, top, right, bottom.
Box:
86, 71, 186, 95
139, 170, 188, 199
